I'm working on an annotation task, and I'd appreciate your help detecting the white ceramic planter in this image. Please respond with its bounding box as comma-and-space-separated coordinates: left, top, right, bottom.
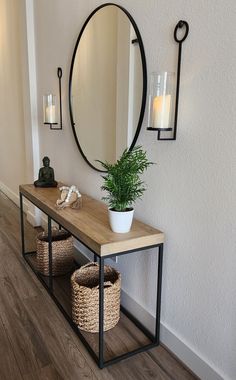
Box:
108, 208, 134, 233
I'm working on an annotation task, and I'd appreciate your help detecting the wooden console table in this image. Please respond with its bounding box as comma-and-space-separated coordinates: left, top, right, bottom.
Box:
19, 184, 164, 368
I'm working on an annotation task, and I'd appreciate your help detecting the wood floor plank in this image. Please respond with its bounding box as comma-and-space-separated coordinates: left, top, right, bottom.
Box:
22, 364, 64, 380
106, 351, 171, 380
147, 346, 200, 380
0, 315, 24, 380
80, 312, 151, 360
23, 294, 98, 380
0, 276, 51, 376
0, 237, 41, 299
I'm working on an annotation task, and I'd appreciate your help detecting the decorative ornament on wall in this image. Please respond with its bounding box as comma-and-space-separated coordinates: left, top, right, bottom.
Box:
147, 20, 189, 140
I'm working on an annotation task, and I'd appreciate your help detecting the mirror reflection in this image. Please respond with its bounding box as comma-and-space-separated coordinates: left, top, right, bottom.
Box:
70, 5, 146, 171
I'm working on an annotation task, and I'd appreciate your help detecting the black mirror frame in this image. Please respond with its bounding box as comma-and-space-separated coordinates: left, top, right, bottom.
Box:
69, 2, 147, 172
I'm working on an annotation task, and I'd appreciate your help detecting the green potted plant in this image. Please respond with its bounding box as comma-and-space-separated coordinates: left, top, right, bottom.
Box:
97, 146, 153, 233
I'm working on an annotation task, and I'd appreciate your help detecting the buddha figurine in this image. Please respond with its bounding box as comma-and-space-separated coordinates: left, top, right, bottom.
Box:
34, 156, 58, 188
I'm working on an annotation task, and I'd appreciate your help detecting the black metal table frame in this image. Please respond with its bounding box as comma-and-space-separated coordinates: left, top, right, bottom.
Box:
19, 191, 163, 369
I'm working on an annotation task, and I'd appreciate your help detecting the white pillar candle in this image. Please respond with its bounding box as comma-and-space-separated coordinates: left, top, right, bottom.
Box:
45, 105, 56, 124
152, 95, 171, 129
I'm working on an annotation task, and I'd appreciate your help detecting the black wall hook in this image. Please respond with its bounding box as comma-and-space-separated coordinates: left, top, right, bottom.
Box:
157, 20, 189, 141
56, 67, 63, 130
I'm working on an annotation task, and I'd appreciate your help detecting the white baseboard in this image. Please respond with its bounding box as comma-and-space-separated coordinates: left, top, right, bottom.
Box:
0, 181, 40, 227
0, 181, 20, 207
26, 209, 40, 227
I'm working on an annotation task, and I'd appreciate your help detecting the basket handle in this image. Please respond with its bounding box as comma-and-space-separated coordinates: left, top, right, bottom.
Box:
42, 226, 61, 236
81, 262, 114, 288
82, 262, 98, 269
95, 281, 113, 289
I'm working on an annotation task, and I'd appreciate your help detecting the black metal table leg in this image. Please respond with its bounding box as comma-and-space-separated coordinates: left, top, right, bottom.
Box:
19, 193, 25, 257
99, 257, 104, 368
48, 216, 53, 293
155, 243, 163, 344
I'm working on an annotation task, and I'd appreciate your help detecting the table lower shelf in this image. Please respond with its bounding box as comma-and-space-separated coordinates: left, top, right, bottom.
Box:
25, 252, 153, 363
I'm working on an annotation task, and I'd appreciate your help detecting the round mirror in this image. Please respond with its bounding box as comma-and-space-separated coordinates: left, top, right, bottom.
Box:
69, 3, 147, 172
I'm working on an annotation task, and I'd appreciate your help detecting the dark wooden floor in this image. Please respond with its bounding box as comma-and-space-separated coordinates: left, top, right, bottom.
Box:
0, 190, 198, 380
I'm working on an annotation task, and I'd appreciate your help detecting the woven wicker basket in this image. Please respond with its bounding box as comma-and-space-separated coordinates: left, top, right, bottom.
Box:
71, 262, 121, 333
36, 228, 74, 276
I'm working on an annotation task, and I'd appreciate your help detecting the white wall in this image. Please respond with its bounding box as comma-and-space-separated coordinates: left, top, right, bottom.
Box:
31, 1, 236, 379
0, 0, 27, 199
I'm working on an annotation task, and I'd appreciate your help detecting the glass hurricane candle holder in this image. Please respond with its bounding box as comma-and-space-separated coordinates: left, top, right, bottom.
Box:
147, 72, 175, 131
43, 94, 57, 126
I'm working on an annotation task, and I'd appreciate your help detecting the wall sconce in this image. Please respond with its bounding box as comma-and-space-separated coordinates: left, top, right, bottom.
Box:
147, 20, 189, 140
43, 67, 63, 130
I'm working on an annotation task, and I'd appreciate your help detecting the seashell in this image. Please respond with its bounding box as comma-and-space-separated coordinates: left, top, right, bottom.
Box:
56, 185, 82, 209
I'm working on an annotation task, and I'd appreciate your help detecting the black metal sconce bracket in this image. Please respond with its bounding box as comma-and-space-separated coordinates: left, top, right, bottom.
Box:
155, 20, 189, 141
57, 67, 63, 130
44, 67, 63, 130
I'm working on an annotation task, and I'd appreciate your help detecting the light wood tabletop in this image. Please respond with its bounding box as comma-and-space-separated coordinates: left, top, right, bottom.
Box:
20, 184, 164, 256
